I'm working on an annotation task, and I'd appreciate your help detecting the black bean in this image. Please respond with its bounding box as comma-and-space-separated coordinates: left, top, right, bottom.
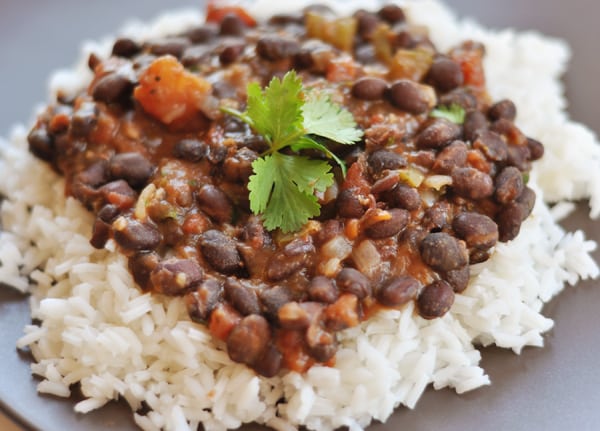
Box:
365, 208, 409, 239
416, 119, 462, 149
305, 323, 337, 363
97, 204, 120, 223
442, 266, 470, 293
92, 73, 134, 105
256, 37, 300, 61
452, 212, 498, 250
199, 230, 243, 274
162, 219, 184, 246
27, 128, 54, 161
462, 110, 488, 142
222, 148, 258, 182
259, 285, 294, 320
112, 38, 141, 58
506, 144, 531, 172
77, 160, 110, 188
496, 187, 535, 242
197, 185, 233, 224
185, 23, 218, 43
113, 217, 161, 252
422, 201, 451, 232
420, 232, 468, 272
517, 186, 536, 219
219, 42, 245, 65
109, 152, 154, 189
308, 276, 339, 304
147, 37, 190, 59
224, 278, 261, 316
98, 180, 137, 210
438, 88, 477, 111
336, 188, 366, 219
284, 238, 315, 256
473, 130, 508, 162
173, 139, 209, 162
128, 252, 159, 290
368, 149, 407, 173
354, 10, 379, 40
378, 4, 406, 24
336, 268, 371, 299
496, 203, 524, 243
266, 252, 307, 282
371, 171, 400, 194
387, 183, 421, 210
426, 57, 464, 93
527, 137, 544, 161
417, 280, 455, 319
220, 13, 247, 36
388, 80, 430, 115
432, 140, 468, 174
488, 99, 517, 122
314, 219, 343, 246
495, 166, 524, 204
378, 276, 419, 307
451, 167, 494, 199
227, 315, 270, 365
70, 102, 98, 137
253, 343, 283, 377
185, 279, 223, 323
90, 219, 110, 249
352, 77, 388, 101
268, 13, 304, 26
150, 258, 204, 295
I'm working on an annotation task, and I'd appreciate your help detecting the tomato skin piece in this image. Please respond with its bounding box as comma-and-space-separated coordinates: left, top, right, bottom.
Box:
205, 0, 257, 27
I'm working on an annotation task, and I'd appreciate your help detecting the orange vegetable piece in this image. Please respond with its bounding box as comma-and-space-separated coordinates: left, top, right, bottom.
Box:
134, 56, 212, 128
208, 303, 241, 341
205, 0, 256, 26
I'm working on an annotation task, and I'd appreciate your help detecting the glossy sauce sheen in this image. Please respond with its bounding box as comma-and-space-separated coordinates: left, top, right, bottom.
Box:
26, 3, 543, 376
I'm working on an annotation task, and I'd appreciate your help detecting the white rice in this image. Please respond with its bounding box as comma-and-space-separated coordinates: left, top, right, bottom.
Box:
1, 1, 599, 430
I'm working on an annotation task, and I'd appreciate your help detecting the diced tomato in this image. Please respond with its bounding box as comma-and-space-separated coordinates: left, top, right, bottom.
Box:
208, 303, 241, 341
467, 149, 491, 173
326, 58, 358, 83
182, 213, 209, 235
205, 0, 256, 26
452, 48, 485, 88
276, 329, 313, 373
134, 56, 212, 130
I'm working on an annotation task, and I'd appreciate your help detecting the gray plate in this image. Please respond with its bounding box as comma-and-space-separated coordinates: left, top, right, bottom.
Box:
1, 1, 599, 430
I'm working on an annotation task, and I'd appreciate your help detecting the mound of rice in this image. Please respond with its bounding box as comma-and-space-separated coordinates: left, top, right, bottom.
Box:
1, 1, 599, 430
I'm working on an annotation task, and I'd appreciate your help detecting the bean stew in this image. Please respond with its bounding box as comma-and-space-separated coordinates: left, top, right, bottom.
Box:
27, 2, 543, 376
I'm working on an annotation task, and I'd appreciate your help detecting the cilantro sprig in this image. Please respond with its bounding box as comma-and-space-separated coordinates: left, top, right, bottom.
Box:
222, 71, 363, 232
430, 103, 466, 124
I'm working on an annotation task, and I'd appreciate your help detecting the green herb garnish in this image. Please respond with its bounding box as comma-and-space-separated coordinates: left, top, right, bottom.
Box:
222, 71, 363, 232
430, 103, 466, 124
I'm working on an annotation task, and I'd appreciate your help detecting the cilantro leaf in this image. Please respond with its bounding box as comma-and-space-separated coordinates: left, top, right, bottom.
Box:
248, 153, 333, 232
291, 135, 348, 176
254, 71, 304, 147
430, 104, 466, 124
303, 93, 364, 144
221, 70, 363, 232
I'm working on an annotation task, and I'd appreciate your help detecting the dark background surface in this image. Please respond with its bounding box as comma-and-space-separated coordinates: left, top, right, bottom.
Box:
0, 1, 599, 430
